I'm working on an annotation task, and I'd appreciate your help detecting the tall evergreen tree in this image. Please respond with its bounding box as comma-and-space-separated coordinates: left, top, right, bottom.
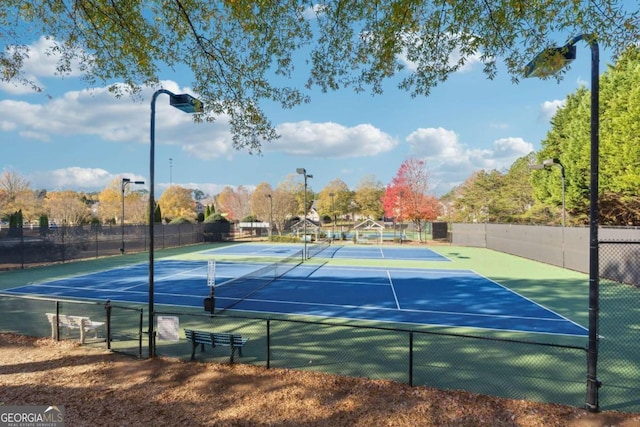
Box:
154, 204, 162, 223
533, 46, 640, 225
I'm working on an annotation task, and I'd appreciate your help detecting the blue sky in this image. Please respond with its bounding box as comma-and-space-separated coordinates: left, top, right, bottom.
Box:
0, 34, 608, 198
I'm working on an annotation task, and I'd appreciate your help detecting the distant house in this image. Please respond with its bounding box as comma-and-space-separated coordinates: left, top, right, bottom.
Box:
194, 201, 206, 215
307, 200, 320, 223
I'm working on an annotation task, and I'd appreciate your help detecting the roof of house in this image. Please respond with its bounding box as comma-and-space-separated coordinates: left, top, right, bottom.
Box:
353, 219, 385, 230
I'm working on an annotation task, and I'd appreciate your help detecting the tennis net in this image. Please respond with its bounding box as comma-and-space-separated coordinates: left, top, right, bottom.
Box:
215, 248, 303, 312
307, 239, 331, 259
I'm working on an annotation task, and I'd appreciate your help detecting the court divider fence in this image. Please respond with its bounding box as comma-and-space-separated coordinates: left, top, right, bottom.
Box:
152, 310, 588, 408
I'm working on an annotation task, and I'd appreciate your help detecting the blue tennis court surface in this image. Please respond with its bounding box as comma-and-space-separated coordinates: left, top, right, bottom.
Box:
203, 243, 451, 261
5, 258, 587, 337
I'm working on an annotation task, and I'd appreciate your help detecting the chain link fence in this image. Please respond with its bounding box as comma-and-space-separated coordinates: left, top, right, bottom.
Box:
1, 289, 635, 410
598, 241, 640, 411
1, 228, 639, 412
0, 294, 143, 358
0, 223, 204, 270
153, 311, 587, 408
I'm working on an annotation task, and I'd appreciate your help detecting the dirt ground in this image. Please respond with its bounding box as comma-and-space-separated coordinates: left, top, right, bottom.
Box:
1, 333, 638, 427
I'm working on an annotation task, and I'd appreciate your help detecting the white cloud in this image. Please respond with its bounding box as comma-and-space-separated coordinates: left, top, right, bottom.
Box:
406, 127, 533, 193
19, 130, 50, 141
0, 79, 396, 172
398, 33, 483, 74
0, 79, 44, 95
271, 121, 397, 158
406, 127, 461, 159
492, 137, 533, 158
0, 120, 17, 131
302, 4, 326, 19
30, 167, 115, 190
1, 36, 86, 94
20, 36, 85, 78
540, 99, 564, 121
0, 81, 234, 158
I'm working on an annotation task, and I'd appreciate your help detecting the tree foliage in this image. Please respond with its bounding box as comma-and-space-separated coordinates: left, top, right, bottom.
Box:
533, 46, 640, 225
354, 175, 385, 220
0, 170, 39, 223
381, 158, 439, 240
271, 182, 298, 235
158, 185, 196, 222
216, 185, 251, 221
96, 178, 147, 225
446, 154, 537, 224
3, 1, 638, 151
44, 190, 90, 225
447, 170, 504, 223
315, 178, 351, 220
250, 182, 274, 223
97, 179, 122, 224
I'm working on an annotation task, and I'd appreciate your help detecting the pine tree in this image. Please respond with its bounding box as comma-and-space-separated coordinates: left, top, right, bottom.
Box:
154, 204, 162, 223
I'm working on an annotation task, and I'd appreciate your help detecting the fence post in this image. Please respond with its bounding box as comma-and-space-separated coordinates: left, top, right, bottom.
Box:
20, 226, 25, 269
138, 309, 144, 359
105, 300, 112, 350
54, 300, 60, 341
267, 319, 271, 369
409, 331, 414, 387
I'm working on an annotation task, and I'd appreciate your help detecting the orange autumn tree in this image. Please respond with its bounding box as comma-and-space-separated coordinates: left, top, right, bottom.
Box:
381, 158, 440, 242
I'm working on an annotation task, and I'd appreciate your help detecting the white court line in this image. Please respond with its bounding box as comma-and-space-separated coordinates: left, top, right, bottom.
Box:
218, 294, 578, 323
387, 270, 401, 310
120, 265, 205, 291
468, 268, 588, 332
278, 277, 390, 287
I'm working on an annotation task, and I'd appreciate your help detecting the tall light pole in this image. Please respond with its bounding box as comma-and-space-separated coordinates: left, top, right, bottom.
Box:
149, 89, 202, 357
296, 168, 312, 260
398, 190, 404, 244
121, 177, 145, 254
266, 194, 273, 239
169, 158, 173, 187
350, 200, 357, 230
530, 158, 566, 226
329, 192, 335, 241
525, 34, 600, 412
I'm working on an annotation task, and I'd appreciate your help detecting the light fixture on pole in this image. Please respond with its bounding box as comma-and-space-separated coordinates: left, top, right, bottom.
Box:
525, 34, 600, 412
149, 89, 202, 357
121, 177, 145, 254
530, 158, 566, 226
266, 194, 273, 239
296, 168, 312, 260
